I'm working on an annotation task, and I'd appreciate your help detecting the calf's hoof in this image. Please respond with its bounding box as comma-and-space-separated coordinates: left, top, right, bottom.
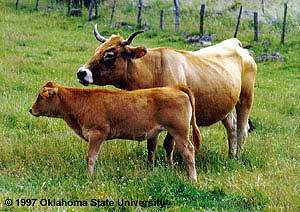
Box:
88, 165, 94, 175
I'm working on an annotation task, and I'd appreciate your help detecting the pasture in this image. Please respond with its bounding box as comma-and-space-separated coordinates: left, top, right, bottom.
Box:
1, 0, 300, 211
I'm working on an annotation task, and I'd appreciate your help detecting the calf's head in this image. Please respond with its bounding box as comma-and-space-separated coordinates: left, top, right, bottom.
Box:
30, 82, 60, 117
77, 24, 147, 86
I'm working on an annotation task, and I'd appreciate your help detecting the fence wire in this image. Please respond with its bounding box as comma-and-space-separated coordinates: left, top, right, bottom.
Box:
5, 0, 300, 41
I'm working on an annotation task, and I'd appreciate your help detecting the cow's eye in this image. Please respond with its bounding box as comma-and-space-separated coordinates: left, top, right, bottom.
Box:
103, 51, 115, 61
102, 51, 116, 68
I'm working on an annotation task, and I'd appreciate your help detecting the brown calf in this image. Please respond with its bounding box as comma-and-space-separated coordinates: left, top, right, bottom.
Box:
30, 82, 201, 182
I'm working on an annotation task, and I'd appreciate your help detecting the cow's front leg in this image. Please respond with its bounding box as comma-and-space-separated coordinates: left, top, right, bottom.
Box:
86, 130, 107, 174
147, 135, 158, 165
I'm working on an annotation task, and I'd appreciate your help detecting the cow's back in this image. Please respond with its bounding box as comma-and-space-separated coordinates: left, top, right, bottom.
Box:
151, 38, 255, 125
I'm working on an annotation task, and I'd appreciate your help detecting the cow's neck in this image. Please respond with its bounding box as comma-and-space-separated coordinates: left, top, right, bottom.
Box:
123, 52, 163, 90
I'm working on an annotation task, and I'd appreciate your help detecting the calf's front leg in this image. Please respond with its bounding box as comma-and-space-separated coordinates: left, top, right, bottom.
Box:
86, 131, 107, 174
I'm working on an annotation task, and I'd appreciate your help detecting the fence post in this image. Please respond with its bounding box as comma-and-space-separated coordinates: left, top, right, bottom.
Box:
281, 3, 287, 45
174, 0, 179, 32
199, 4, 205, 36
95, 0, 99, 18
261, 0, 265, 13
88, 0, 93, 21
234, 5, 242, 38
15, 0, 19, 9
137, 0, 142, 28
253, 12, 258, 41
35, 0, 40, 10
74, 0, 78, 9
67, 0, 71, 14
110, 0, 117, 24
160, 10, 164, 31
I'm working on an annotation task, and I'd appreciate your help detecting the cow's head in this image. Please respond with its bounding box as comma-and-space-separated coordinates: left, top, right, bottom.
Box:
77, 24, 147, 86
29, 82, 60, 118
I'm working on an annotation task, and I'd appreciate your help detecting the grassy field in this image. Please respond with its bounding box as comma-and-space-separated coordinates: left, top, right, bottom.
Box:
1, 1, 300, 211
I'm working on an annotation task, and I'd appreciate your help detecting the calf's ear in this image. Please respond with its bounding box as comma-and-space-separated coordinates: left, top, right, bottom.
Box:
43, 81, 57, 88
47, 88, 58, 97
41, 87, 58, 98
123, 46, 147, 59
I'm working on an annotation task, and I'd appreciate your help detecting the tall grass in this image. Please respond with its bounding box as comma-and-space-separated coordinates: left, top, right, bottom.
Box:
1, 1, 300, 211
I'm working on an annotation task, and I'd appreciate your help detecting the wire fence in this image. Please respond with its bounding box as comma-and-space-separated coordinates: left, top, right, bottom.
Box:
7, 0, 300, 43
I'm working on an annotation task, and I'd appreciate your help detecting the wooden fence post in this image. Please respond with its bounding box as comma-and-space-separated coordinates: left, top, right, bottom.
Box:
74, 0, 78, 9
15, 0, 19, 9
35, 0, 40, 10
110, 0, 117, 24
174, 0, 179, 32
88, 0, 93, 21
253, 12, 258, 41
137, 0, 142, 28
67, 0, 71, 14
95, 0, 99, 18
199, 4, 205, 36
261, 0, 265, 13
234, 5, 242, 38
160, 10, 164, 31
281, 3, 287, 45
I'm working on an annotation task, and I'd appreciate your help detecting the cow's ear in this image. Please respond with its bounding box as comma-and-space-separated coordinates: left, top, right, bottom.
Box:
123, 46, 147, 59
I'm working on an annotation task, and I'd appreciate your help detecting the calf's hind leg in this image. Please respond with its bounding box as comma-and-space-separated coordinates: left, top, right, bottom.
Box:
175, 136, 197, 182
168, 130, 197, 182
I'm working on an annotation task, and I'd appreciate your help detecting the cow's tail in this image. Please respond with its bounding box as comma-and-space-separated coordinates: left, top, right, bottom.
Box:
176, 84, 201, 150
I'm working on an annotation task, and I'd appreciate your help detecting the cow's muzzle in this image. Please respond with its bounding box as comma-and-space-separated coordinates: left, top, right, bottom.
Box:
77, 67, 93, 86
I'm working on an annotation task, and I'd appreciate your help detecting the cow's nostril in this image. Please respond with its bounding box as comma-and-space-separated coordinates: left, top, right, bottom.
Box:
77, 69, 87, 80
29, 109, 32, 114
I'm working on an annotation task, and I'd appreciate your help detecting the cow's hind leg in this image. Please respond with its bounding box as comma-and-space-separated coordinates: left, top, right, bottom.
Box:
236, 91, 254, 156
147, 135, 158, 165
222, 112, 237, 158
163, 133, 175, 165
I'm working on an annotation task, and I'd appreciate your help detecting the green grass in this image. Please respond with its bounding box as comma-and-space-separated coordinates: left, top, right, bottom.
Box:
1, 1, 300, 211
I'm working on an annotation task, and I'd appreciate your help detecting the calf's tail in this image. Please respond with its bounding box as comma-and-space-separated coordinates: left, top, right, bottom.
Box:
176, 84, 201, 150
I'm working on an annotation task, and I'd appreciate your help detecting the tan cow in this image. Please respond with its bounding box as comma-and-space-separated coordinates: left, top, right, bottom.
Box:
77, 25, 257, 160
30, 81, 201, 182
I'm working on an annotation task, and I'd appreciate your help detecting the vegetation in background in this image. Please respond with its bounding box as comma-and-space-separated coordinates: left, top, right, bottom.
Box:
1, 0, 300, 211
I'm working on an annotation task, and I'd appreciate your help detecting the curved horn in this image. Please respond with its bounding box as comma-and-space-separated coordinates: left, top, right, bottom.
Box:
121, 30, 144, 46
94, 24, 107, 43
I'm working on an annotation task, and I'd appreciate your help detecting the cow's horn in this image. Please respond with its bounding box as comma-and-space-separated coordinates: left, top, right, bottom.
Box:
94, 24, 107, 43
122, 30, 144, 46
